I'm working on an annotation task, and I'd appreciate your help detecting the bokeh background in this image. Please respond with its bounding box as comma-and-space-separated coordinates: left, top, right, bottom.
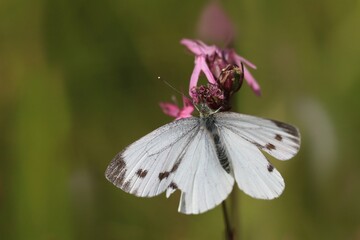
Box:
1, 0, 360, 239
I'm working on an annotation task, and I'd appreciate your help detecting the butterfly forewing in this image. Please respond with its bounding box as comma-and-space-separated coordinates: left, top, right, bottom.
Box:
105, 117, 199, 197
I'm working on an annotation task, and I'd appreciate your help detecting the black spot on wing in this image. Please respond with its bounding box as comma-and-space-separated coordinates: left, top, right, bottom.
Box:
267, 164, 274, 172
272, 120, 301, 146
265, 143, 276, 150
159, 171, 170, 181
169, 182, 178, 190
105, 153, 127, 188
170, 158, 181, 173
250, 141, 278, 152
272, 120, 299, 137
275, 134, 283, 141
136, 169, 148, 178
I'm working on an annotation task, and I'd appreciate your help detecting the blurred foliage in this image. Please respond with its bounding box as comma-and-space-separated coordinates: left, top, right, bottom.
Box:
1, 0, 360, 239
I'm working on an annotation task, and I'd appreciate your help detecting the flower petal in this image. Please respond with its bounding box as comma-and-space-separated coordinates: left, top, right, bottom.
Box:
181, 39, 204, 55
178, 95, 195, 119
228, 49, 257, 70
243, 66, 261, 96
189, 57, 203, 96
189, 56, 217, 96
199, 57, 217, 85
182, 95, 193, 108
197, 1, 235, 46
236, 55, 257, 69
181, 38, 218, 56
176, 106, 194, 120
159, 102, 180, 118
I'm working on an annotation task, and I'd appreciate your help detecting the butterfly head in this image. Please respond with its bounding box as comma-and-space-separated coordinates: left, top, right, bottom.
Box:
194, 102, 221, 117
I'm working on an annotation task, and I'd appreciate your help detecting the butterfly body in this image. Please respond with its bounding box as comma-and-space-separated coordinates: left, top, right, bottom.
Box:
106, 111, 300, 214
201, 115, 232, 174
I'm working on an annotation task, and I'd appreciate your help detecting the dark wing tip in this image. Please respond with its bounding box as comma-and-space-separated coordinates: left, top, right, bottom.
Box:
271, 120, 301, 152
105, 153, 127, 188
271, 120, 300, 138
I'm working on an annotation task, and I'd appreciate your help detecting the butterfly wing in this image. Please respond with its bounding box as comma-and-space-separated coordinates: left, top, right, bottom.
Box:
105, 117, 200, 197
215, 112, 300, 199
215, 112, 300, 160
172, 127, 234, 214
106, 116, 235, 214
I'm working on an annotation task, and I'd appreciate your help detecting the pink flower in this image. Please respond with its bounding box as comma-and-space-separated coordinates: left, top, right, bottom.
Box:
181, 39, 261, 96
159, 96, 195, 120
197, 1, 235, 46
191, 83, 225, 111
181, 39, 219, 90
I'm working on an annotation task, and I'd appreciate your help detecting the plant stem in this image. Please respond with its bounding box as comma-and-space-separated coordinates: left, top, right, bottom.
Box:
231, 190, 240, 240
222, 201, 234, 240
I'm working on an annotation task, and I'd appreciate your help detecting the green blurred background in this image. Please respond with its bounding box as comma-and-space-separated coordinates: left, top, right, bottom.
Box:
1, 0, 359, 239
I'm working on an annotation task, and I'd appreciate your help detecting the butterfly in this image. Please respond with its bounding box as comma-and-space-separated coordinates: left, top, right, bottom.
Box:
105, 104, 300, 214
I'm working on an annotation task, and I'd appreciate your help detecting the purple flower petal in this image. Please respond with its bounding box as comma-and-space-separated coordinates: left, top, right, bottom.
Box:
199, 57, 217, 84
181, 39, 204, 55
189, 56, 217, 96
182, 95, 193, 108
176, 106, 194, 120
226, 49, 257, 70
159, 102, 180, 118
243, 66, 261, 96
159, 96, 195, 120
197, 1, 235, 46
181, 39, 218, 56
236, 55, 257, 69
189, 57, 203, 95
197, 40, 219, 55
183, 38, 261, 97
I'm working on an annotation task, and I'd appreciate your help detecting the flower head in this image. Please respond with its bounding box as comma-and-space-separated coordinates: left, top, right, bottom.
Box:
160, 39, 261, 120
191, 83, 226, 111
159, 96, 194, 120
181, 39, 261, 96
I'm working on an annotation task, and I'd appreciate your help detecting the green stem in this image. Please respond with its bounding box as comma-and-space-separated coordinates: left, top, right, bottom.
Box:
222, 201, 235, 240
231, 190, 240, 240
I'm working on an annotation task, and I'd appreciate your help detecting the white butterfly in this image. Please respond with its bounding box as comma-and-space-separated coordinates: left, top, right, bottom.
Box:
105, 105, 300, 214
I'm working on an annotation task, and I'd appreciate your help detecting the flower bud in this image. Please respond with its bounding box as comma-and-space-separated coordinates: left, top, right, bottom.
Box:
217, 64, 244, 97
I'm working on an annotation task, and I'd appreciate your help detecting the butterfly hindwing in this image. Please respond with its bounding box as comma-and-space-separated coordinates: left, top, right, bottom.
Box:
172, 127, 234, 214
219, 126, 285, 199
214, 112, 300, 199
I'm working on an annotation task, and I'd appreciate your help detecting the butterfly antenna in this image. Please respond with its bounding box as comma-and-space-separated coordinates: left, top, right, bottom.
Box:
157, 76, 192, 102
214, 106, 223, 114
